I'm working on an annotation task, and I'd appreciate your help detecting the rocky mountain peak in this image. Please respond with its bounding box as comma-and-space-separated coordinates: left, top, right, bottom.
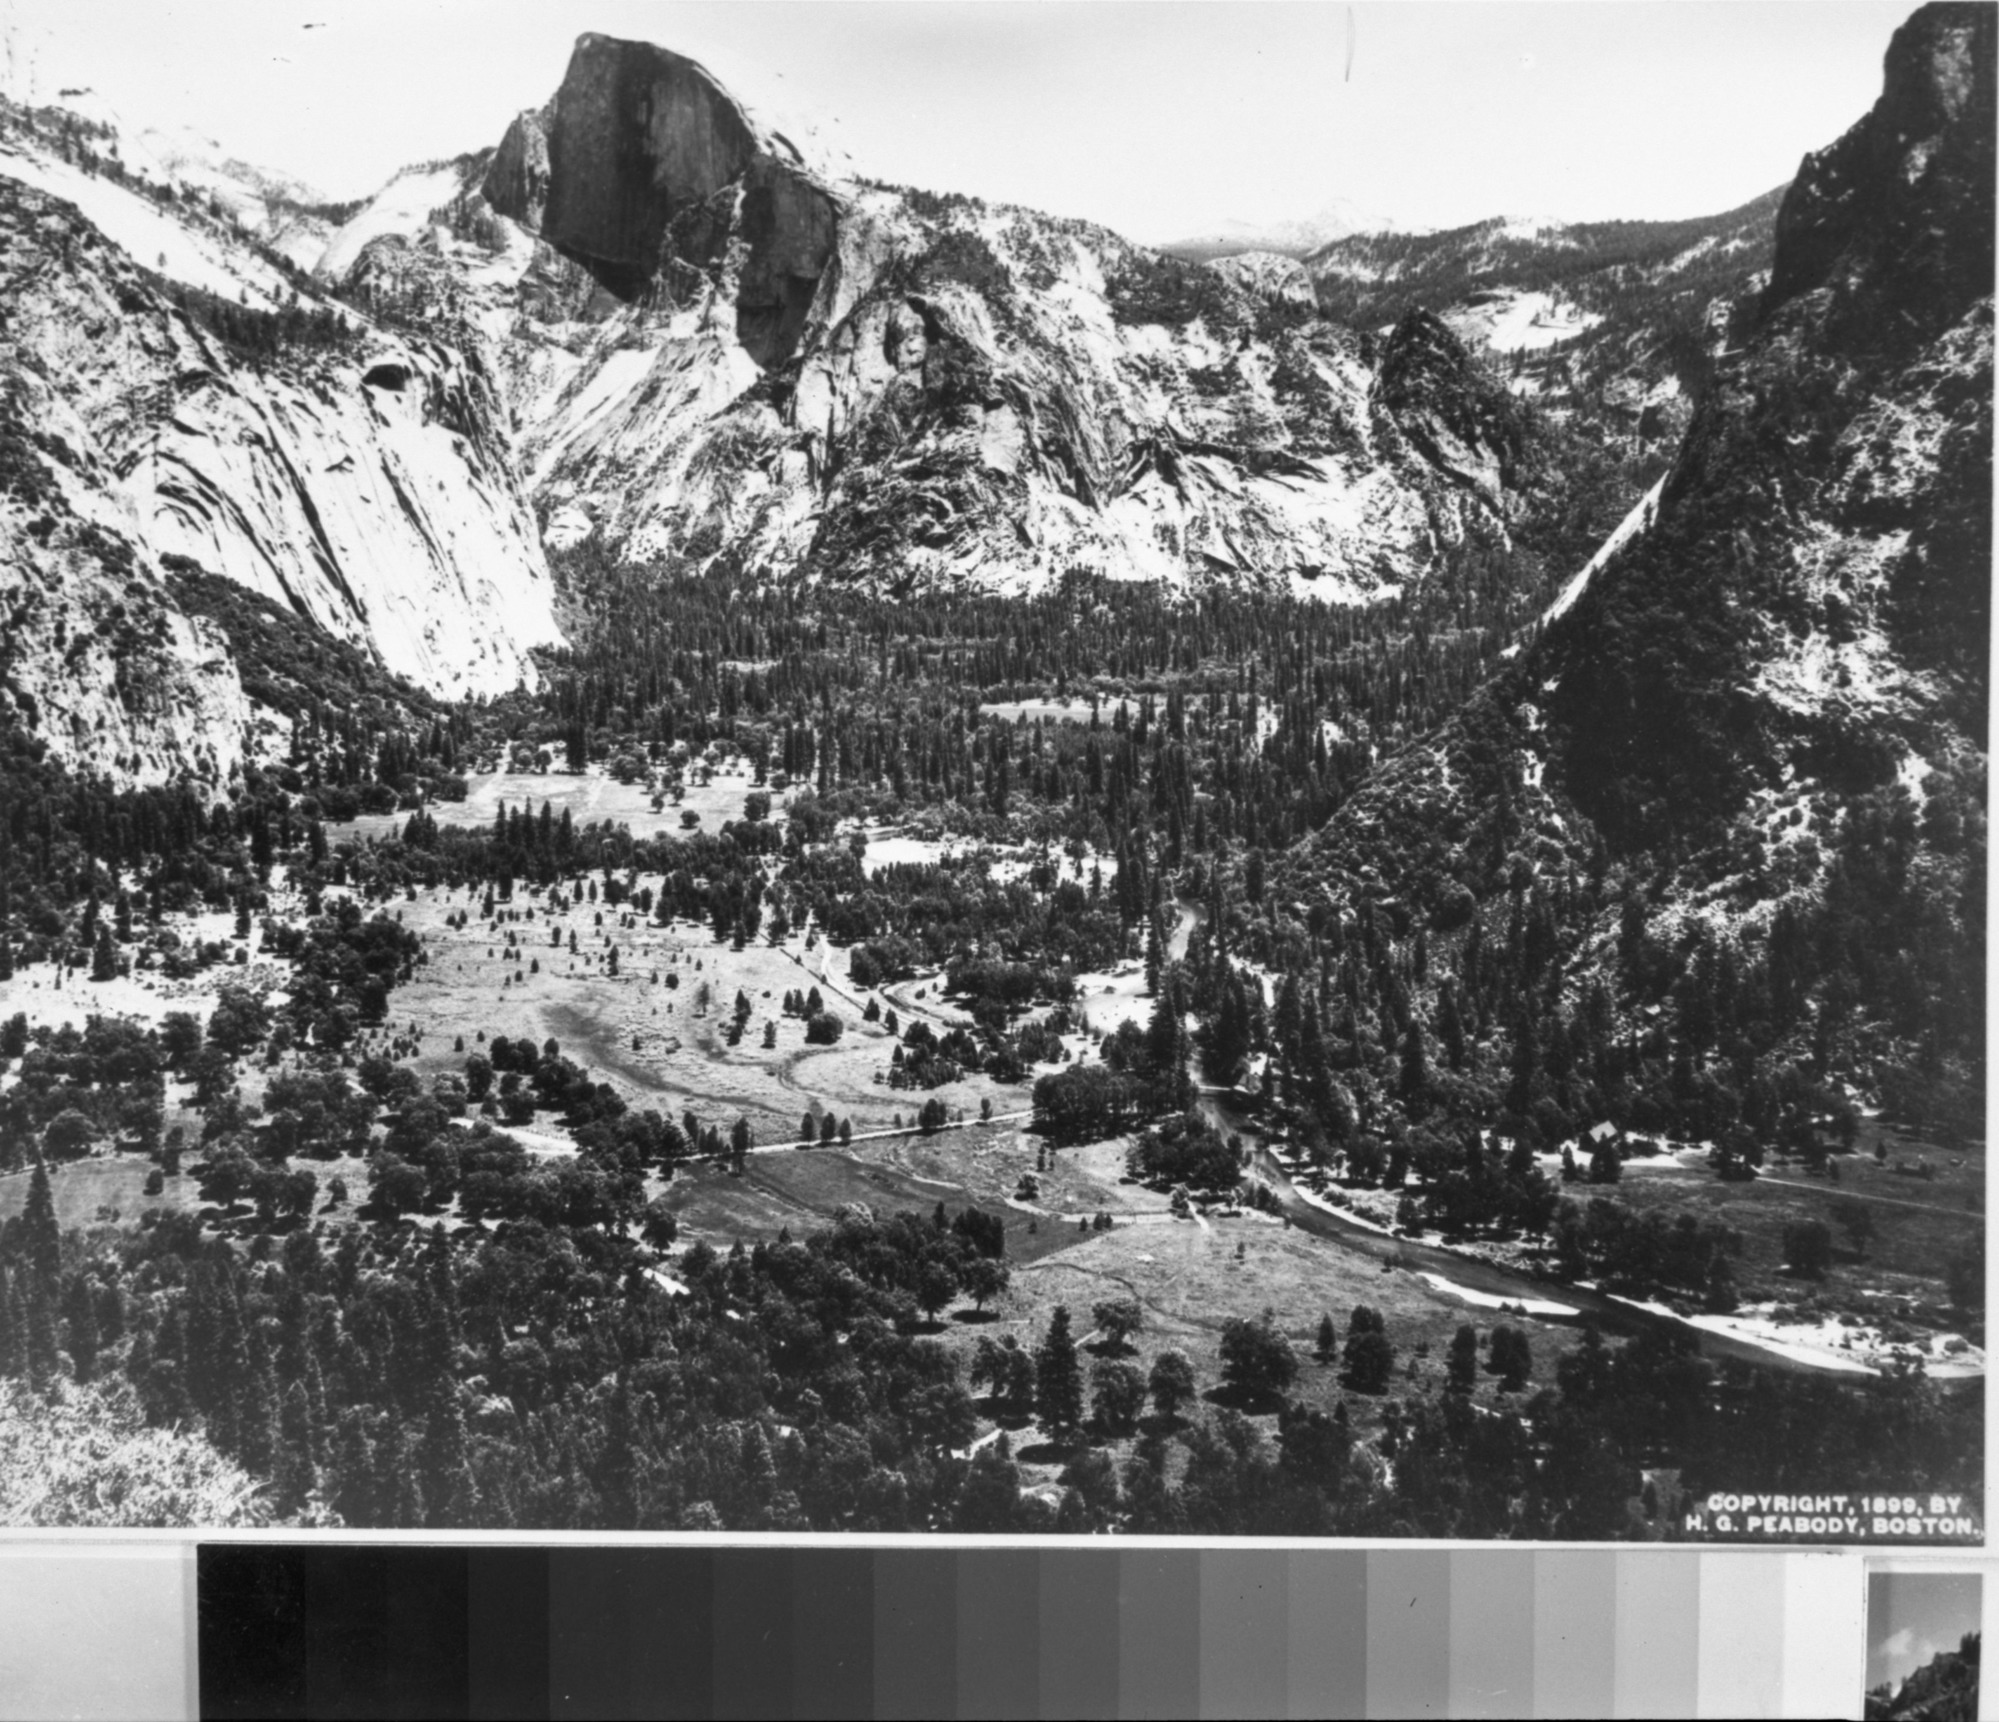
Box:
1763, 1, 1994, 351
1373, 308, 1524, 513
484, 109, 551, 236
482, 33, 842, 366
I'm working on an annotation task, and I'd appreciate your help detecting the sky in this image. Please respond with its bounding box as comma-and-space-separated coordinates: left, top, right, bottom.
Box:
1867, 1572, 1983, 1694
0, 1, 1918, 241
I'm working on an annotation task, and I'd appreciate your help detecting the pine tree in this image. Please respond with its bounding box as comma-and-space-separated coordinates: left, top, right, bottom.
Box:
1341, 1305, 1394, 1395
422, 1382, 477, 1528
239, 1325, 282, 1479
1702, 1246, 1739, 1313
1507, 1009, 1541, 1116
21, 1157, 60, 1285
1035, 1306, 1083, 1438
1446, 1324, 1479, 1393
1400, 1020, 1431, 1110
302, 1350, 331, 1473
389, 1425, 428, 1529
423, 1226, 461, 1356
21, 1274, 59, 1388
332, 1411, 380, 1525
61, 1272, 98, 1380
276, 1381, 318, 1509
1437, 982, 1468, 1071
1490, 1326, 1533, 1392
0, 1270, 19, 1377
598, 1380, 639, 1529
204, 1270, 252, 1457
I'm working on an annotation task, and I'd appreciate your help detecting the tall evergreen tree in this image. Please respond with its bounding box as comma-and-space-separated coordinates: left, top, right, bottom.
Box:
1034, 1306, 1083, 1438
21, 1273, 59, 1388
0, 1270, 19, 1378
276, 1381, 318, 1510
1400, 1020, 1431, 1110
239, 1325, 282, 1479
332, 1411, 380, 1525
422, 1382, 478, 1528
61, 1271, 98, 1380
1446, 1324, 1479, 1394
388, 1425, 428, 1529
21, 1157, 60, 1285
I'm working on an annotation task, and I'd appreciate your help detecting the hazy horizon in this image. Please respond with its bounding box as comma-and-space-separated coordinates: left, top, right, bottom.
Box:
0, 1, 1917, 244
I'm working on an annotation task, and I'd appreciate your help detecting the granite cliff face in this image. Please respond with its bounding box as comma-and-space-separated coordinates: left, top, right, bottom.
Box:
0, 348, 260, 789
0, 102, 563, 786
0, 176, 559, 702
1373, 308, 1527, 518
483, 36, 844, 367
314, 33, 1545, 601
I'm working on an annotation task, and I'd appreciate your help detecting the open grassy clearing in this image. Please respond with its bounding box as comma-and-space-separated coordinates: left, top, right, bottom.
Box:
965, 1212, 1571, 1482
336, 759, 792, 845
351, 881, 1043, 1148
1584, 1118, 1985, 1374
978, 697, 1136, 726
0, 1150, 374, 1234
1602, 1133, 1981, 1301
0, 1156, 203, 1230
855, 827, 1112, 890
657, 1125, 1141, 1268
0, 911, 276, 1038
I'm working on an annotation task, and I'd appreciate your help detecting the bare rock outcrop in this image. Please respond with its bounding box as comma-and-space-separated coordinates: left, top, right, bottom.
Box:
482, 34, 842, 368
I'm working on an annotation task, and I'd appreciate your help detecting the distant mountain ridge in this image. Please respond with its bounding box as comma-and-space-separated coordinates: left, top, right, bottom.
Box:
1303, 197, 1783, 328
1160, 201, 1411, 262
1307, 190, 1786, 452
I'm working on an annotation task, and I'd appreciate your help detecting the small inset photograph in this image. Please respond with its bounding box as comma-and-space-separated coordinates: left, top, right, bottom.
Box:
1866, 1570, 1981, 1721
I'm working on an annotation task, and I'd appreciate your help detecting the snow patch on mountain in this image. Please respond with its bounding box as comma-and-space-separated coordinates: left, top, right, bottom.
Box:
1444, 288, 1601, 354
317, 163, 481, 283
1494, 214, 1571, 243
35, 88, 342, 271
0, 136, 290, 307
